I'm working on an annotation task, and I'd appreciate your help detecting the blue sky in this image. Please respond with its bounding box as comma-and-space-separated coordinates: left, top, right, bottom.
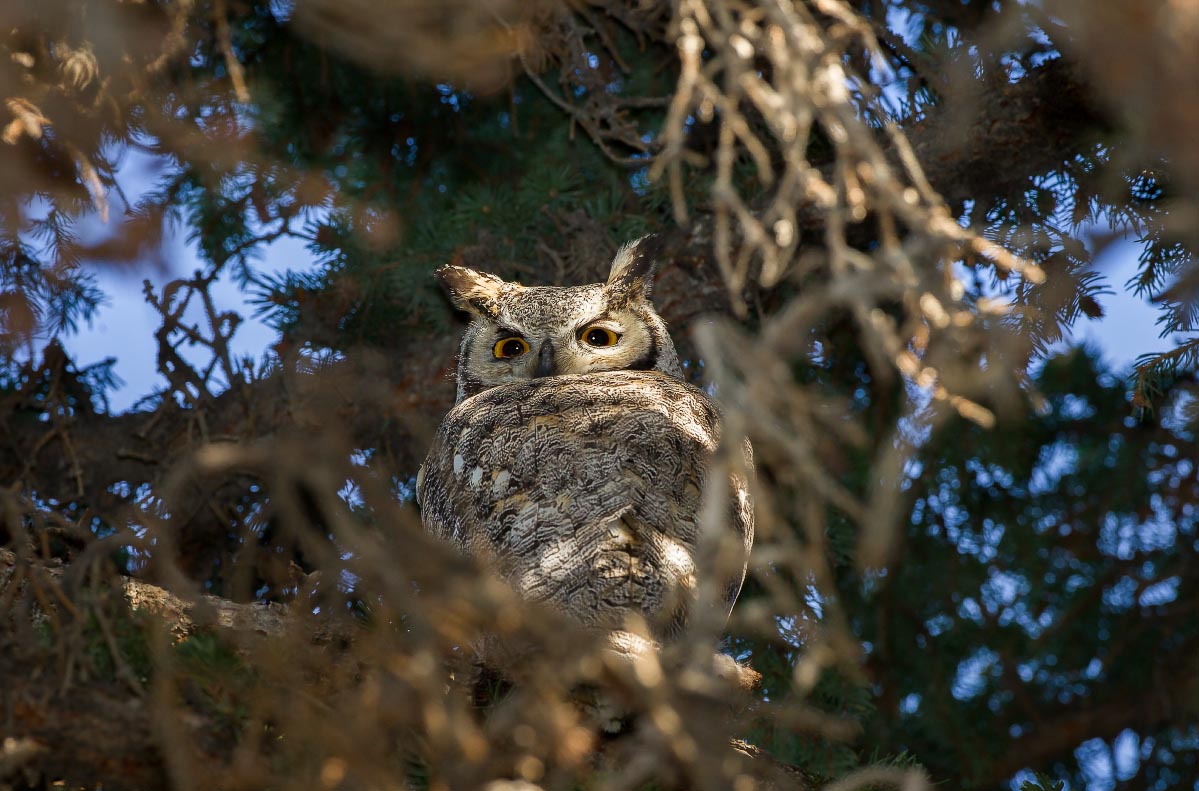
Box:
1053, 233, 1162, 367
66, 227, 304, 411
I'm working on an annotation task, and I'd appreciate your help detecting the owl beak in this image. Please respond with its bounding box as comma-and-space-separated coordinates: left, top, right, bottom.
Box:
534, 340, 557, 378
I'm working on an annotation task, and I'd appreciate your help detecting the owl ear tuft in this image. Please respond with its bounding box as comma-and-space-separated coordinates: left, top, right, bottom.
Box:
606, 235, 664, 300
436, 266, 507, 319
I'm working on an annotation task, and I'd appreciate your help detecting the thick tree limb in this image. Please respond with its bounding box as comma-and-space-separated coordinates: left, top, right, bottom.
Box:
1, 549, 811, 791
985, 668, 1199, 786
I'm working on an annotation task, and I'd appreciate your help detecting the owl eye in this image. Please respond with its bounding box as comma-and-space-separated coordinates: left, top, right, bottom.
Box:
493, 336, 530, 359
581, 326, 620, 347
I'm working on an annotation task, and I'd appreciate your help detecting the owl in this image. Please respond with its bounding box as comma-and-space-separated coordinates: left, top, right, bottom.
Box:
416, 237, 753, 676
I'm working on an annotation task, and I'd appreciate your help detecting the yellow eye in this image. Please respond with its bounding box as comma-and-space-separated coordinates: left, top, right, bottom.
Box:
580, 325, 620, 347
493, 336, 530, 359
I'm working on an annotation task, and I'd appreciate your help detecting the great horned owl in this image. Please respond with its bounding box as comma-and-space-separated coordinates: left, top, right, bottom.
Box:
416, 237, 753, 673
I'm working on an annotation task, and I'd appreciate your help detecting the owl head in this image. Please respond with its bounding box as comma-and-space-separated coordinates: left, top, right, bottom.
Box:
436, 236, 683, 402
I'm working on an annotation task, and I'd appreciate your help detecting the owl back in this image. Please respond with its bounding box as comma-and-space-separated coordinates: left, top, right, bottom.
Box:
417, 369, 753, 639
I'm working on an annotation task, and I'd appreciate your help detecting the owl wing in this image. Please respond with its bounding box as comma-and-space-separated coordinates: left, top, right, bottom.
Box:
416, 370, 753, 637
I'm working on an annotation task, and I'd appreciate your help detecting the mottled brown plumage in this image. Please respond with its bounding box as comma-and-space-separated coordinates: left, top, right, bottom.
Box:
417, 237, 753, 671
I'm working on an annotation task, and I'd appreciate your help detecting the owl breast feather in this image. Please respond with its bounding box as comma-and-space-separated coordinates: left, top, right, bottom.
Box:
417, 370, 752, 637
